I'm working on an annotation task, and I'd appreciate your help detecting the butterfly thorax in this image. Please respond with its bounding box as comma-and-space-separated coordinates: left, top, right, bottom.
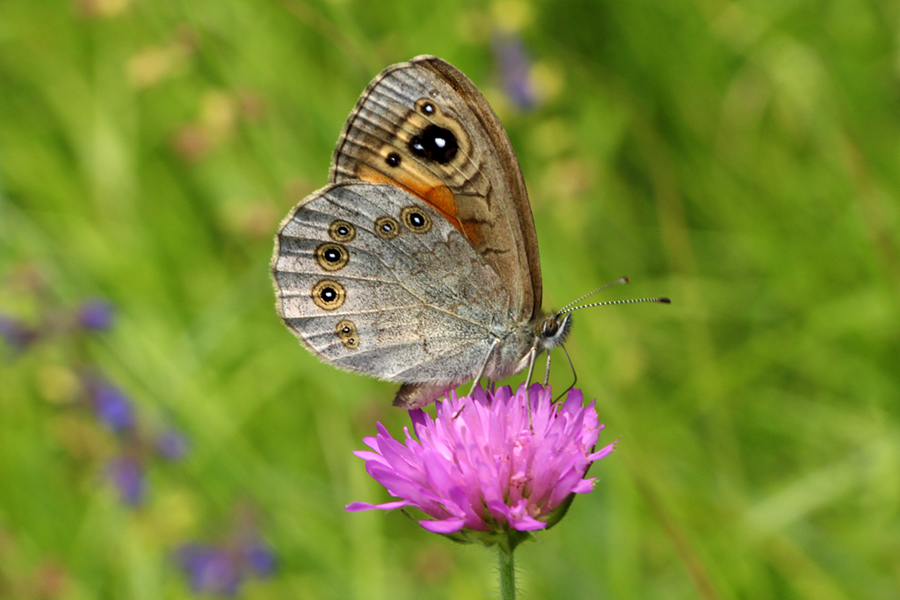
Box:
482, 312, 572, 382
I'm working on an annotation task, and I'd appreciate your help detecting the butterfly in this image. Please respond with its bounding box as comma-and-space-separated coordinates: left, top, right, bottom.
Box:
271, 55, 666, 408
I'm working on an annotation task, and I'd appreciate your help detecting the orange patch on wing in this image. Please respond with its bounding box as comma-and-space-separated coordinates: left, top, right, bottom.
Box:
459, 219, 484, 249
356, 163, 465, 234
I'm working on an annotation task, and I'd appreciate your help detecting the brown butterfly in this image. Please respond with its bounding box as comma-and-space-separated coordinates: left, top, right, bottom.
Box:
271, 55, 667, 408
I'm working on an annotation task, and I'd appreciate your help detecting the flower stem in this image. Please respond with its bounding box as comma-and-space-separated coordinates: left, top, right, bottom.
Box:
498, 533, 516, 600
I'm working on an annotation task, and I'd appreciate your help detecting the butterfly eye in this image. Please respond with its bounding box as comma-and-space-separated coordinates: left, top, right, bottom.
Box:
311, 280, 346, 310
329, 220, 356, 242
374, 216, 400, 240
314, 243, 349, 271
542, 319, 559, 337
401, 206, 432, 234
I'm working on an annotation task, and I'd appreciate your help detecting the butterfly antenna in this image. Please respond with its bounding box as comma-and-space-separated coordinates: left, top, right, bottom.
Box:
561, 296, 671, 315
556, 277, 630, 316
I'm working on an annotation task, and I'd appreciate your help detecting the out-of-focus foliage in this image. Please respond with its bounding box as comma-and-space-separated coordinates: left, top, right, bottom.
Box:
1, 0, 898, 598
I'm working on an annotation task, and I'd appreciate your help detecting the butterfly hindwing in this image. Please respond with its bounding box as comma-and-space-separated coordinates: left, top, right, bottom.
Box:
272, 182, 511, 384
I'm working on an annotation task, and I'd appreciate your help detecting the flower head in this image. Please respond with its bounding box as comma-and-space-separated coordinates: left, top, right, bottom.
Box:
177, 536, 276, 596
155, 429, 190, 460
347, 383, 614, 541
177, 544, 242, 596
0, 314, 38, 352
242, 539, 277, 577
86, 378, 136, 434
77, 299, 114, 331
107, 456, 145, 506
492, 33, 537, 110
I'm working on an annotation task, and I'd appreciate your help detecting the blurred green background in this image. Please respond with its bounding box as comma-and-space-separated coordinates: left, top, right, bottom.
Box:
2, 0, 898, 598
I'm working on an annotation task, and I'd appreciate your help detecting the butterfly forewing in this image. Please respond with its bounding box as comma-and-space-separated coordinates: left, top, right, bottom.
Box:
330, 55, 543, 323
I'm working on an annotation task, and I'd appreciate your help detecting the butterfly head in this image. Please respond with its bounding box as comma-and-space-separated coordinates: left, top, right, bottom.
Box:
534, 312, 572, 352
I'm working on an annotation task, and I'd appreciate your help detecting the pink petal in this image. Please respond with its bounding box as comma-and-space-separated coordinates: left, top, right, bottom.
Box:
408, 408, 427, 430
345, 500, 409, 512
588, 441, 617, 462
420, 518, 466, 533
509, 515, 547, 531
548, 468, 587, 506
570, 477, 596, 494
352, 450, 384, 462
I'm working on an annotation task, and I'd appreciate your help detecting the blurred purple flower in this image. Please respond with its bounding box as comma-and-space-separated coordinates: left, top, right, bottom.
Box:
178, 545, 241, 596
242, 538, 276, 577
492, 33, 537, 110
107, 456, 145, 506
0, 314, 38, 351
347, 383, 614, 540
87, 378, 136, 433
177, 537, 275, 596
77, 299, 114, 331
155, 429, 189, 460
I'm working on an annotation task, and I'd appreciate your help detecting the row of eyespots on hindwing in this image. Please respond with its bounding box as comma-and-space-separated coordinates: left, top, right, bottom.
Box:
309, 210, 434, 351
311, 220, 352, 313
373, 207, 433, 240
313, 220, 355, 274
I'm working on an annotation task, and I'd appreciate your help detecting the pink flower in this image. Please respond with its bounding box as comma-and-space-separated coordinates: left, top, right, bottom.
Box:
347, 383, 615, 539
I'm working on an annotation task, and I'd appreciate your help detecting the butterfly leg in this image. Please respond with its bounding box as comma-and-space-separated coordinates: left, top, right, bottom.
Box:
523, 347, 538, 388
468, 339, 500, 396
542, 350, 552, 386
522, 347, 539, 427
452, 339, 502, 420
553, 344, 577, 402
